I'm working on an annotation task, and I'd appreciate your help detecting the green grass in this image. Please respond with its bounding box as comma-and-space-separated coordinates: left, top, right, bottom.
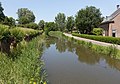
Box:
0, 35, 47, 84
49, 31, 63, 38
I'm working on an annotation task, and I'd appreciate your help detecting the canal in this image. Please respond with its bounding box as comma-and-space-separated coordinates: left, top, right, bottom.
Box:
42, 36, 120, 84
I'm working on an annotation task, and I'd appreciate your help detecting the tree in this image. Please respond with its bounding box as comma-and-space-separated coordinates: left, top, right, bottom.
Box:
9, 17, 16, 27
46, 22, 57, 31
0, 2, 5, 22
18, 16, 30, 24
75, 6, 103, 34
17, 8, 35, 24
3, 16, 15, 27
38, 20, 45, 31
66, 16, 74, 33
55, 13, 66, 32
44, 22, 56, 35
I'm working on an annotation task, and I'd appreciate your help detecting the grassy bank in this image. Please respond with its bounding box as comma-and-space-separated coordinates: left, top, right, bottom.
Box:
49, 31, 63, 38
0, 35, 47, 84
75, 39, 120, 59
0, 24, 42, 54
69, 35, 120, 59
0, 24, 42, 41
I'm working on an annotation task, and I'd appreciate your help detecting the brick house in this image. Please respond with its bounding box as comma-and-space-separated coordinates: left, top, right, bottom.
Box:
100, 5, 120, 37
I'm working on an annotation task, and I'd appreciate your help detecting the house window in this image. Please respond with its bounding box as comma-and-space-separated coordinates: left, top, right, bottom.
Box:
112, 29, 116, 37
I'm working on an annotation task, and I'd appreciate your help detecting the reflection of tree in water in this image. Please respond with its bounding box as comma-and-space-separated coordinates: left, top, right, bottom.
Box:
44, 36, 76, 53
105, 56, 120, 71
46, 36, 100, 65
44, 35, 120, 72
55, 37, 76, 53
56, 38, 67, 53
54, 36, 101, 65
75, 46, 100, 65
66, 40, 76, 53
44, 36, 56, 48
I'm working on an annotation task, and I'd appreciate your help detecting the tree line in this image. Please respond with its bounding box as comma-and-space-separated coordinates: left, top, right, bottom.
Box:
0, 2, 103, 35
41, 6, 103, 35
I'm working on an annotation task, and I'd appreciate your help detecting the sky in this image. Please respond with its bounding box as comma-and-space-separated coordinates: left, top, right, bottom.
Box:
1, 0, 120, 23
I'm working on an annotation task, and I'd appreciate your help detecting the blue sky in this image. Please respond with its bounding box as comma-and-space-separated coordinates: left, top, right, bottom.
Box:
1, 0, 120, 23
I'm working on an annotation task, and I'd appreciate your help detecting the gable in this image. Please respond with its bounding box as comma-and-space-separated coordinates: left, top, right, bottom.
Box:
102, 8, 120, 23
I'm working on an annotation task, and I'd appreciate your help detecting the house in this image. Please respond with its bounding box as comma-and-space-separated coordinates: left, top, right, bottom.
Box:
100, 5, 120, 37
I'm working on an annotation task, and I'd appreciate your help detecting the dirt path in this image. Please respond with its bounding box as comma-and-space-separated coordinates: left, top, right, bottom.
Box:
64, 33, 120, 50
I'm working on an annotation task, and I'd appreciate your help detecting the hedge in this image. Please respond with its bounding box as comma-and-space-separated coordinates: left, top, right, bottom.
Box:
72, 33, 120, 45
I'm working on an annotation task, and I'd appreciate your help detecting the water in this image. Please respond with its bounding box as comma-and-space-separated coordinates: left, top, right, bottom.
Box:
42, 36, 120, 84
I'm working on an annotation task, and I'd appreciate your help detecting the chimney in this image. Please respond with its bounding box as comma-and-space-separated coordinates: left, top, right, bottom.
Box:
117, 5, 120, 9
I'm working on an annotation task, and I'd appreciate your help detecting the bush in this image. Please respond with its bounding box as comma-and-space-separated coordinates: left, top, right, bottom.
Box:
17, 23, 39, 30
0, 24, 40, 54
0, 24, 10, 40
9, 27, 40, 45
107, 45, 118, 57
92, 28, 103, 36
10, 28, 25, 42
72, 33, 120, 45
16, 27, 40, 36
25, 22, 39, 29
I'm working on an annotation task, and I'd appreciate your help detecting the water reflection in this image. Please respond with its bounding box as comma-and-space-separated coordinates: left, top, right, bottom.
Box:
75, 46, 100, 65
44, 36, 120, 72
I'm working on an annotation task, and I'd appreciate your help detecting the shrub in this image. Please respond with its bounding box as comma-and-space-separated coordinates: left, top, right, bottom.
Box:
87, 42, 93, 49
0, 24, 40, 54
10, 28, 25, 42
0, 24, 11, 53
25, 22, 39, 29
0, 24, 10, 40
72, 33, 120, 45
107, 45, 118, 57
16, 27, 40, 36
9, 28, 40, 46
92, 28, 103, 36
